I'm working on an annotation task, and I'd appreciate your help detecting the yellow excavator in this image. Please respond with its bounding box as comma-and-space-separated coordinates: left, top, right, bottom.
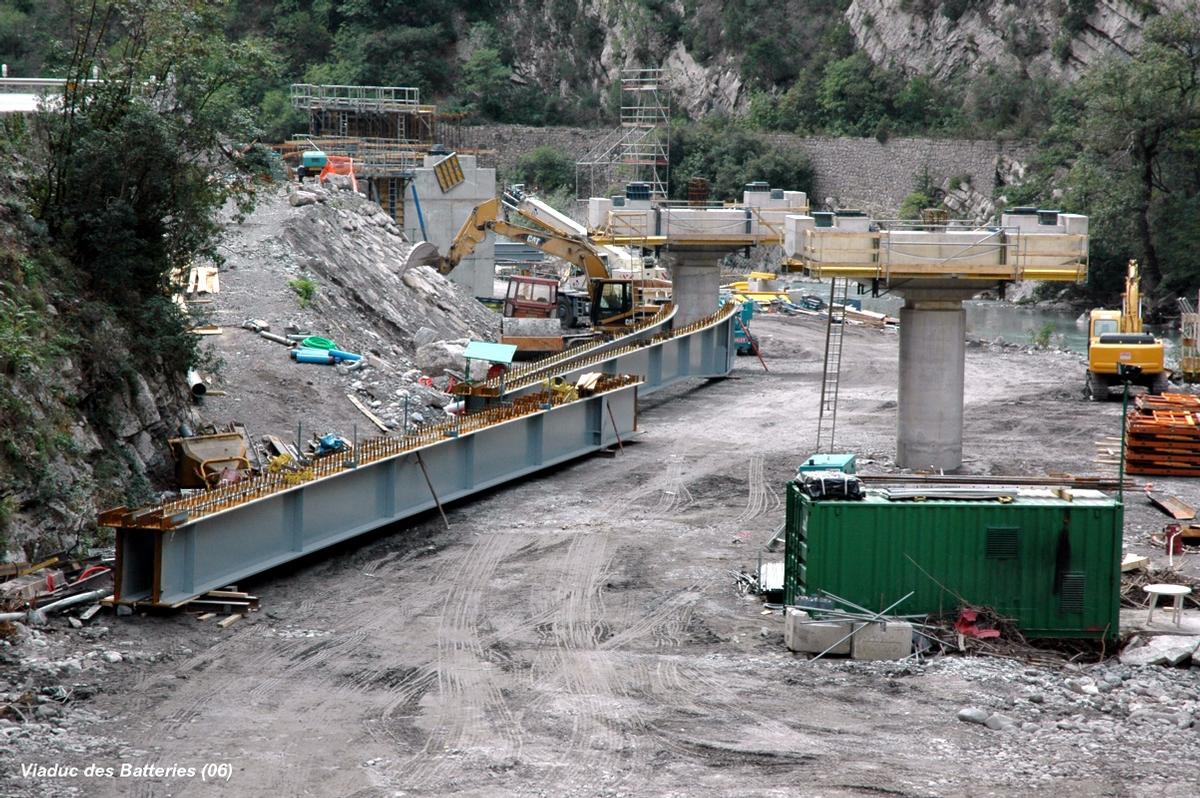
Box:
1086, 259, 1168, 400
419, 189, 662, 335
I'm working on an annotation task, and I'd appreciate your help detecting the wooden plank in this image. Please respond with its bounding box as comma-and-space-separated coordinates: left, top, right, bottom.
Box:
183, 599, 252, 608
217, 613, 242, 628
197, 612, 217, 621
188, 325, 223, 335
347, 394, 389, 433
1146, 491, 1197, 520
204, 590, 253, 600
0, 562, 29, 579
79, 604, 102, 621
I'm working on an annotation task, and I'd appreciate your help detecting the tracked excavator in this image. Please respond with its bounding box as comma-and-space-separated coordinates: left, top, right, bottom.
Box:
1085, 259, 1168, 400
413, 188, 665, 352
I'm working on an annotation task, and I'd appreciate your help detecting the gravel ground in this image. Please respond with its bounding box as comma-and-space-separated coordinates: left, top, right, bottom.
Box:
3, 307, 1200, 797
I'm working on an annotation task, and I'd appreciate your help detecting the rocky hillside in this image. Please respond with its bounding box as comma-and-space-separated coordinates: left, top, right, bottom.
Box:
196, 184, 500, 444
492, 0, 1190, 118
0, 171, 500, 563
847, 0, 1189, 81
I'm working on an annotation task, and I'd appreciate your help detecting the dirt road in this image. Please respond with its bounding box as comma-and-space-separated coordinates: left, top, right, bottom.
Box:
7, 313, 1200, 797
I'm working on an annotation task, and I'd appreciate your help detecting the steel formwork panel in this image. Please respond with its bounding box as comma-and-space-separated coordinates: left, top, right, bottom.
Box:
115, 384, 639, 606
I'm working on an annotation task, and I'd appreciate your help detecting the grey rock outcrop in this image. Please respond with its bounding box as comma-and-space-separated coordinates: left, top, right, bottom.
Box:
847, 1, 1190, 82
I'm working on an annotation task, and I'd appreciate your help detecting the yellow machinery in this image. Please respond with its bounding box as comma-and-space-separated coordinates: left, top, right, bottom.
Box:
1086, 259, 1167, 400
417, 190, 662, 333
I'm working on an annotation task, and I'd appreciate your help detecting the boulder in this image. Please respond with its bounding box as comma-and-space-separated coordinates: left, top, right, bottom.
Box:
415, 340, 467, 377
1119, 636, 1200, 667
289, 190, 319, 207
412, 326, 440, 349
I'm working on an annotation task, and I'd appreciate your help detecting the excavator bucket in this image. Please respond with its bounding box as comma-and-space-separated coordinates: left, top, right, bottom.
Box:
400, 241, 442, 272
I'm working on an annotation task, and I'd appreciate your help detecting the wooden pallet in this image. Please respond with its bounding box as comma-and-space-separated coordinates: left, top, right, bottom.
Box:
176, 587, 260, 618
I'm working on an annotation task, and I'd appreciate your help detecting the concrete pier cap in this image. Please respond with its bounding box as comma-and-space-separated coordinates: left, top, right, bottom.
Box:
664, 247, 727, 326
892, 284, 980, 472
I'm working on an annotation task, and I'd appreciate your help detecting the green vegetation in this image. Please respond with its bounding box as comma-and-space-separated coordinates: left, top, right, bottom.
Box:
289, 276, 318, 308
1008, 13, 1200, 302
1031, 322, 1055, 349
0, 0, 1072, 139
670, 117, 813, 201
510, 146, 576, 194
0, 0, 275, 556
897, 192, 933, 220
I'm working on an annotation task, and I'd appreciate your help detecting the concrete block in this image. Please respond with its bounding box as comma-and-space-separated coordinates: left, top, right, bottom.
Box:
502, 317, 561, 336
782, 608, 810, 651
835, 216, 872, 232
1061, 213, 1088, 236
785, 615, 857, 656
588, 197, 612, 229
784, 215, 814, 257
851, 621, 913, 661
784, 191, 807, 209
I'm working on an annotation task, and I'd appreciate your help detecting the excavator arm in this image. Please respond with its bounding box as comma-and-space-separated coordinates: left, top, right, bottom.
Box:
433, 196, 501, 275
489, 220, 610, 280
428, 194, 611, 280
1122, 259, 1142, 334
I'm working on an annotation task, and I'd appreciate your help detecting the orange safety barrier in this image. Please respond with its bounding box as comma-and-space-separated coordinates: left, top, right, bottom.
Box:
318, 155, 359, 193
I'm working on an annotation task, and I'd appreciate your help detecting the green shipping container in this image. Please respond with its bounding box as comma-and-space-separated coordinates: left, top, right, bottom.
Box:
784, 485, 1122, 639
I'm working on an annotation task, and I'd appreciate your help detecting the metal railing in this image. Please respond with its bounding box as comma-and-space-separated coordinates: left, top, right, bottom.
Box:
290, 83, 424, 111
796, 223, 1088, 281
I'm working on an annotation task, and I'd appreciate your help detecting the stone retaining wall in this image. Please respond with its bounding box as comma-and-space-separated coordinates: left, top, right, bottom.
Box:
448, 124, 1036, 215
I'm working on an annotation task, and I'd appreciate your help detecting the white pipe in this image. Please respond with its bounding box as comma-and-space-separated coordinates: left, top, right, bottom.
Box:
186, 369, 207, 397
37, 589, 111, 615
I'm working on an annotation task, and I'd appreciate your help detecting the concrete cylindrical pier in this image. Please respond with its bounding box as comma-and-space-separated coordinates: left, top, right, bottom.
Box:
665, 249, 723, 326
897, 298, 966, 471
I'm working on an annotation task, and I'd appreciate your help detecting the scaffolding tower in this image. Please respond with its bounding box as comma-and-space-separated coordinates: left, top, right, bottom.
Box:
576, 68, 670, 200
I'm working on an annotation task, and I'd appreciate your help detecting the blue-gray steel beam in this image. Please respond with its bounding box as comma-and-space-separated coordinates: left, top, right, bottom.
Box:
115, 384, 639, 607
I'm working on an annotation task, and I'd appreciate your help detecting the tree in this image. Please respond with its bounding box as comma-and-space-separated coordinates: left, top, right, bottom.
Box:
460, 46, 512, 119
1069, 13, 1200, 292
818, 54, 891, 137
511, 146, 575, 194
670, 116, 812, 201
34, 0, 274, 371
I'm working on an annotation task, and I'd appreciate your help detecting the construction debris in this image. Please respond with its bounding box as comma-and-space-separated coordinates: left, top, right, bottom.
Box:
0, 553, 114, 624
168, 425, 253, 489
1146, 489, 1197, 519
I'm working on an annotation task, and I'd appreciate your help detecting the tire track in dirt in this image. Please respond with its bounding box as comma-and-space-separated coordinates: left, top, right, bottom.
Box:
522, 532, 627, 796
120, 535, 450, 797
376, 531, 527, 791
615, 457, 695, 516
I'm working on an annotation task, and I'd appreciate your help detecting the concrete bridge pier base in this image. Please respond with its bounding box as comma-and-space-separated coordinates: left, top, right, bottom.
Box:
665, 248, 725, 326
895, 289, 976, 472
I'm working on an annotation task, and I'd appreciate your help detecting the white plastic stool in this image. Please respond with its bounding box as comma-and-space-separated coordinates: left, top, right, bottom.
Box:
1144, 584, 1191, 627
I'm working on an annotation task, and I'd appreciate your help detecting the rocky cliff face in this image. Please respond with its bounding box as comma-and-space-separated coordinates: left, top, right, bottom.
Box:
1, 314, 196, 562
846, 0, 1190, 81
499, 0, 750, 116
